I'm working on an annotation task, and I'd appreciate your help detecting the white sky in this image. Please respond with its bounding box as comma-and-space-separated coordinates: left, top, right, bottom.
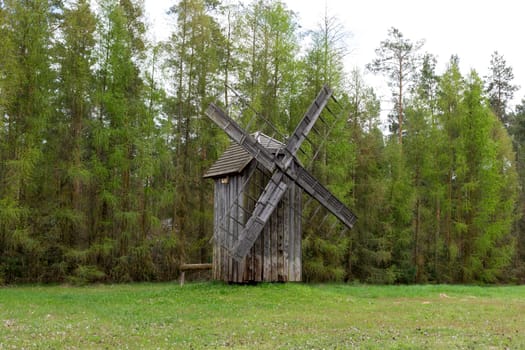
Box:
144, 0, 525, 109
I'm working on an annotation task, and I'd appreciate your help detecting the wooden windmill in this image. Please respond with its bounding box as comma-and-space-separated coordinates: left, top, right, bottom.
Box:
204, 85, 357, 283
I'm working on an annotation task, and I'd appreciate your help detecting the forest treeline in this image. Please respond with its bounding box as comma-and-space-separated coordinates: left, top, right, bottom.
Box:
1, 0, 524, 284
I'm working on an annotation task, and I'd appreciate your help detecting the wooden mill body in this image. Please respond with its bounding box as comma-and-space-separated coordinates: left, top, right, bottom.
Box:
204, 133, 302, 283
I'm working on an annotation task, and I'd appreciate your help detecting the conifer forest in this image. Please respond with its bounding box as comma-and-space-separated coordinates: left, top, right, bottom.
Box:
1, 0, 524, 285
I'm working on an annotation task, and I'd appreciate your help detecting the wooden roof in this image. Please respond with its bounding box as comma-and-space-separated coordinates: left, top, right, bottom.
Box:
204, 132, 284, 178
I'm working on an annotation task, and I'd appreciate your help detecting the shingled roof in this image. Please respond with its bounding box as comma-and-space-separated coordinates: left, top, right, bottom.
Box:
204, 132, 284, 178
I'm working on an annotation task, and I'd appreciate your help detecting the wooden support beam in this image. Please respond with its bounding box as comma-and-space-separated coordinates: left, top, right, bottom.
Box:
205, 104, 276, 172
283, 84, 332, 168
292, 162, 357, 228
231, 171, 288, 261
180, 263, 213, 271
179, 263, 213, 286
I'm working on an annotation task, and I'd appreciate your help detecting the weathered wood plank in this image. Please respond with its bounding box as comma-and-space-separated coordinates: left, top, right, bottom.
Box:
263, 207, 271, 282
255, 231, 262, 282
294, 182, 302, 281
277, 190, 285, 282
270, 200, 277, 282
179, 263, 213, 286
282, 178, 290, 282
230, 171, 287, 261
282, 85, 332, 169
212, 169, 304, 282
293, 162, 356, 229
211, 147, 305, 283
180, 263, 213, 271
249, 167, 260, 282
228, 177, 235, 281
287, 183, 294, 281
205, 104, 276, 173
233, 175, 243, 282
212, 182, 218, 280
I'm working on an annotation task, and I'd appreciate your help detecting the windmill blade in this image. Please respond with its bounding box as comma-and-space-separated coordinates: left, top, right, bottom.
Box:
282, 85, 332, 168
206, 86, 356, 265
230, 171, 287, 261
206, 86, 333, 261
207, 84, 332, 174
292, 161, 357, 229
206, 104, 288, 261
206, 103, 276, 173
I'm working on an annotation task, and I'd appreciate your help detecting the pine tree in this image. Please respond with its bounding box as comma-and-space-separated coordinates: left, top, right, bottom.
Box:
509, 99, 525, 281
89, 0, 158, 280
299, 12, 354, 282
345, 70, 395, 283
459, 72, 517, 282
485, 51, 519, 126
164, 0, 226, 262
51, 0, 97, 249
367, 27, 424, 144
403, 53, 439, 282
0, 0, 56, 282
435, 60, 518, 282
434, 56, 466, 281
235, 0, 300, 134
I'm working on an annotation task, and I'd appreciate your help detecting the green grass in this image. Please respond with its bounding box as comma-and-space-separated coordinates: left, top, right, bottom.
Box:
0, 282, 524, 349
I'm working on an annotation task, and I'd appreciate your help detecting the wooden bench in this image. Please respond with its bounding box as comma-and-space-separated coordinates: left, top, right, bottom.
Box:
179, 263, 212, 286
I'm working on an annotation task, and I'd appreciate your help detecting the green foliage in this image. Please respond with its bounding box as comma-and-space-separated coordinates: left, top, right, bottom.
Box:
68, 265, 107, 285
367, 27, 424, 143
508, 99, 525, 282
0, 0, 522, 285
303, 235, 347, 282
111, 244, 157, 282
485, 51, 519, 124
233, 0, 300, 133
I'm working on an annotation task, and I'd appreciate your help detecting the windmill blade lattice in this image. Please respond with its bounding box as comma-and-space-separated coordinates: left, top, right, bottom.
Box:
205, 85, 357, 263
209, 85, 333, 260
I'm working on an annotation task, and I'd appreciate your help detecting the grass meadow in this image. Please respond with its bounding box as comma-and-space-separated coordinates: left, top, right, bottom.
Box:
0, 282, 524, 349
